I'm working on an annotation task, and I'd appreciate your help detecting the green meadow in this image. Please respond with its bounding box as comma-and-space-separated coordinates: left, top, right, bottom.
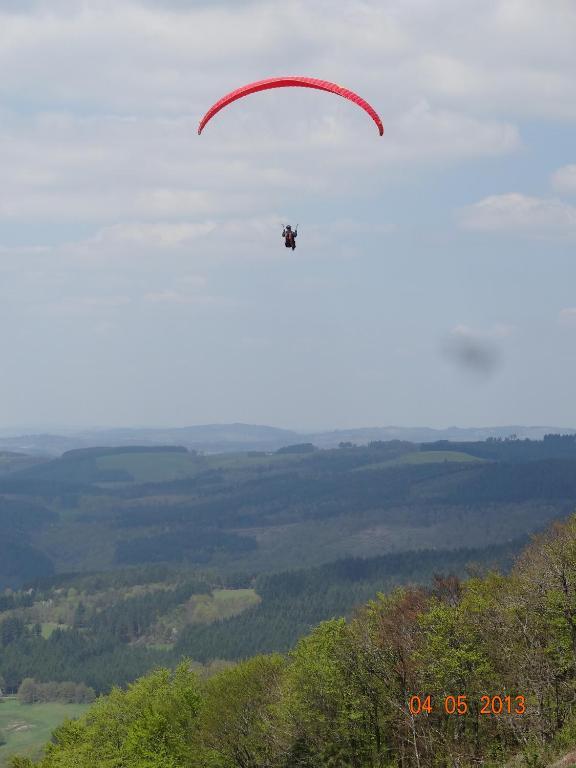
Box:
0, 699, 90, 766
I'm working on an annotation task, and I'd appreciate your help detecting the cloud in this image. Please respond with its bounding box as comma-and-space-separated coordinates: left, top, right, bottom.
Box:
384, 102, 518, 165
552, 165, 576, 195
0, 0, 572, 240
0, 103, 519, 225
142, 275, 215, 306
459, 193, 576, 237
0, 227, 219, 321
96, 222, 217, 247
1, 0, 575, 120
239, 336, 270, 350
450, 324, 514, 340
329, 218, 396, 236
143, 290, 205, 304
1, 0, 575, 430
34, 294, 132, 317
559, 308, 576, 326
4, 0, 559, 231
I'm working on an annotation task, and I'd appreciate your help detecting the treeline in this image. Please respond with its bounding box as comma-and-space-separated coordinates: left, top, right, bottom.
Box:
424, 432, 576, 462
0, 542, 522, 694
17, 677, 95, 704
96, 462, 473, 532
0, 578, 212, 692
84, 578, 211, 641
5, 445, 189, 492
113, 454, 467, 513
61, 445, 189, 459
175, 539, 524, 661
0, 626, 170, 694
16, 514, 576, 768
5, 438, 576, 590
79, 452, 576, 537
23, 563, 193, 594
0, 592, 33, 614
445, 458, 576, 503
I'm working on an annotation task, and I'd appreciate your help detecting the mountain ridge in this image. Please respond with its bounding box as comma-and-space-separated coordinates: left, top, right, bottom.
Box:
0, 423, 575, 456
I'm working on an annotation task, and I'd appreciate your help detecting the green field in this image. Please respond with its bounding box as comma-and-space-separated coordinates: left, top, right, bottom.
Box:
354, 450, 484, 472
0, 699, 90, 766
148, 588, 261, 643
95, 449, 297, 483
190, 588, 260, 623
38, 623, 67, 640
396, 450, 485, 464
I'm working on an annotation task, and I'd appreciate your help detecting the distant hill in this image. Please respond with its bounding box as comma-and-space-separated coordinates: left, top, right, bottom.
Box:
0, 424, 299, 456
1, 437, 575, 583
306, 424, 576, 447
0, 423, 574, 456
2, 435, 576, 747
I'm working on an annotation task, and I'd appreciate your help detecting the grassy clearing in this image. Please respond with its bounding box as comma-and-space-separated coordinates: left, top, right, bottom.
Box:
202, 453, 302, 470
0, 700, 89, 766
354, 450, 484, 472
42, 622, 69, 639
211, 588, 260, 615
396, 450, 485, 464
23, 622, 68, 640
146, 588, 261, 645
96, 450, 298, 484
173, 588, 260, 627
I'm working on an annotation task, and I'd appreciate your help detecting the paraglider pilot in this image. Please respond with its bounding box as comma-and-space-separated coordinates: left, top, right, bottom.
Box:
283, 225, 297, 250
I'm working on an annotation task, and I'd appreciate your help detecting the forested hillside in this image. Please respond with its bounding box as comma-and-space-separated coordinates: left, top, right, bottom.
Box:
1, 437, 575, 693
9, 514, 576, 768
2, 435, 576, 765
0, 540, 521, 695
2, 436, 576, 584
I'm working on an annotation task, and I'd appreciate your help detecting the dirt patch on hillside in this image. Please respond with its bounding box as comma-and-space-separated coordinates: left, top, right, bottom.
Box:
549, 750, 576, 767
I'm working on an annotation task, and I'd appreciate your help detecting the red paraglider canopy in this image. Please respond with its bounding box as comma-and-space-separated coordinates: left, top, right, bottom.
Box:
198, 77, 384, 136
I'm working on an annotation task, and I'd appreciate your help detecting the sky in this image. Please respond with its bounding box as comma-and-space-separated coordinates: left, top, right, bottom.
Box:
1, 0, 576, 431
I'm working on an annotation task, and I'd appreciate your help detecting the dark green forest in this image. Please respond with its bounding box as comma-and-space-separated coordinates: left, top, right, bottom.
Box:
2, 436, 575, 586
0, 541, 521, 694
3, 437, 576, 765
8, 514, 576, 767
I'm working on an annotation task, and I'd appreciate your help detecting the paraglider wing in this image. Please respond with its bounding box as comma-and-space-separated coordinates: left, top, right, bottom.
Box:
197, 77, 384, 136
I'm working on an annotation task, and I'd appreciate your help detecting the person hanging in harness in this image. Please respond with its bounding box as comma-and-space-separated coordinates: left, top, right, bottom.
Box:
282, 225, 297, 250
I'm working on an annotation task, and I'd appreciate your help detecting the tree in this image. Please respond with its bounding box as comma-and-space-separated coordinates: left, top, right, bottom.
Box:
18, 678, 37, 705
199, 654, 286, 768
351, 588, 430, 767
74, 683, 96, 704
73, 602, 87, 629
9, 758, 34, 767
285, 618, 377, 767
57, 682, 77, 704
39, 664, 202, 768
416, 579, 499, 765
495, 517, 576, 748
0, 617, 26, 646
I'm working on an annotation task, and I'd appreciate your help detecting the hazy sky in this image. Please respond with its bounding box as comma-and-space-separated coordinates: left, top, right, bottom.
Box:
1, 0, 576, 430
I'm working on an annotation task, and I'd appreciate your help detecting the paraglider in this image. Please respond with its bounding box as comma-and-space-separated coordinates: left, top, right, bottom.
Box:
283, 225, 297, 250
198, 78, 383, 252
197, 77, 384, 136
